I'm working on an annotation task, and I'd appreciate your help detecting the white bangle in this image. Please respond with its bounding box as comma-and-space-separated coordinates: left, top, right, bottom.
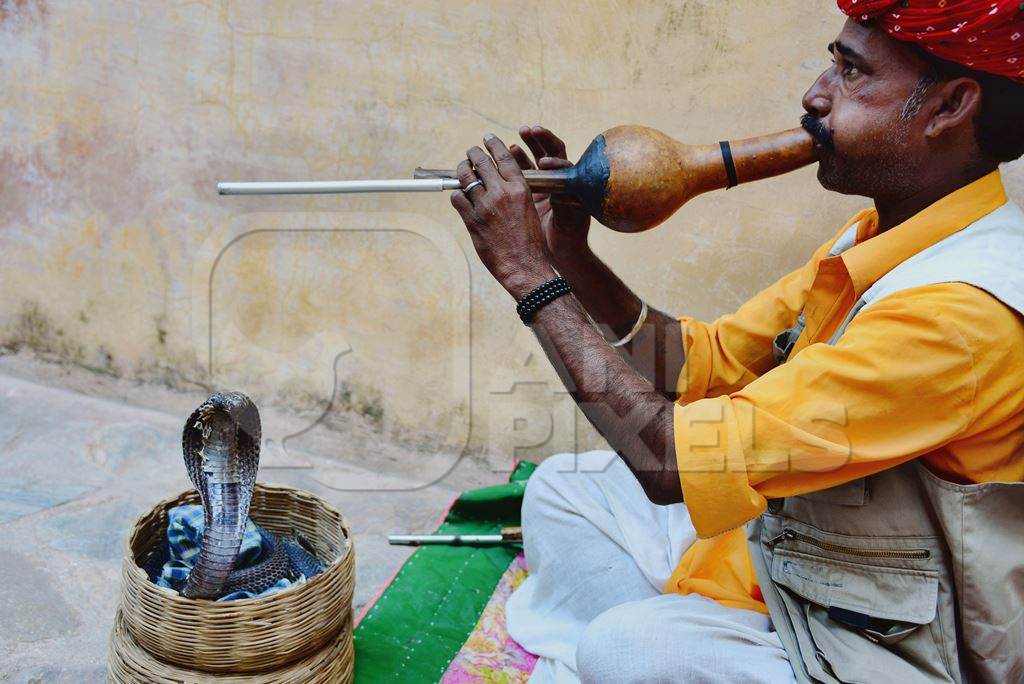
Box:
610, 300, 648, 348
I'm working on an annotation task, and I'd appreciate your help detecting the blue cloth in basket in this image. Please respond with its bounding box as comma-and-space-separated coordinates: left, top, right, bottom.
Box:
154, 504, 304, 601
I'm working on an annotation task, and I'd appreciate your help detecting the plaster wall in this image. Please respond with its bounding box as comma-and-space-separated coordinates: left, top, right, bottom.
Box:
3, 0, 1021, 459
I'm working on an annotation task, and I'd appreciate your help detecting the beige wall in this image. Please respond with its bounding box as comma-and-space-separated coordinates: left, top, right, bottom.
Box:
3, 1, 1022, 460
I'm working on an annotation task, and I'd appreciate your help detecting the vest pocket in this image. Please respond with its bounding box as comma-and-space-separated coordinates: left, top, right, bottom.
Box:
915, 462, 1024, 679
770, 549, 938, 627
766, 530, 958, 683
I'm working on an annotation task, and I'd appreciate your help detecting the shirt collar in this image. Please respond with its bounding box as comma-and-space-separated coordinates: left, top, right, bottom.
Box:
840, 170, 1008, 296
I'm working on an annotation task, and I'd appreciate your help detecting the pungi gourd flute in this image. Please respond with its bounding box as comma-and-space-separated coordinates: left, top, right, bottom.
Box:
218, 125, 817, 233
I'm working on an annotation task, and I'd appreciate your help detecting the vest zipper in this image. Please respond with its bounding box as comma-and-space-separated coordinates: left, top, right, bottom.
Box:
768, 528, 930, 560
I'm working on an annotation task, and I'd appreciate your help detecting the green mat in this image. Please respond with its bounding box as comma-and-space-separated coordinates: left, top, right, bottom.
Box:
353, 461, 536, 682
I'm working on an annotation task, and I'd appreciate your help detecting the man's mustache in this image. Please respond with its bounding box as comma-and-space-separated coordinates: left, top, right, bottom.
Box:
801, 113, 835, 153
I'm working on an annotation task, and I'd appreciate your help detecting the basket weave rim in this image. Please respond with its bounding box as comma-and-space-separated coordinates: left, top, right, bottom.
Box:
124, 483, 352, 606
108, 608, 355, 683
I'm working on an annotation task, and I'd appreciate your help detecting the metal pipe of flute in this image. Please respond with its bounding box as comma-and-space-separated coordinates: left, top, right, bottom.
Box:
217, 178, 464, 195
388, 526, 523, 546
388, 534, 510, 546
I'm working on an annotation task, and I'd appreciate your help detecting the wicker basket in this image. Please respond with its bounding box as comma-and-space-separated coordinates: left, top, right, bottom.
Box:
116, 483, 355, 674
108, 609, 354, 683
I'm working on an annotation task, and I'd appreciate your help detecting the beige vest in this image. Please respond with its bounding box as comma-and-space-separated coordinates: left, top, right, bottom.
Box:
750, 200, 1024, 684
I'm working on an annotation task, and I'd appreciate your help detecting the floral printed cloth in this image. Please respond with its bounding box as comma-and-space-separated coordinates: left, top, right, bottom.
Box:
441, 552, 537, 683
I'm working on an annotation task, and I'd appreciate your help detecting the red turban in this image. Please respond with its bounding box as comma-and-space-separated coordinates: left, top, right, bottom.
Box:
836, 1, 1024, 82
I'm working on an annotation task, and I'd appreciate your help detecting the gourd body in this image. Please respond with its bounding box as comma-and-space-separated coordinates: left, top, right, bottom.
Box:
554, 124, 816, 232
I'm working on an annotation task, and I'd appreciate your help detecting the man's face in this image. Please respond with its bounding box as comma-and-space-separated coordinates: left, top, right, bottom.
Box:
802, 19, 934, 198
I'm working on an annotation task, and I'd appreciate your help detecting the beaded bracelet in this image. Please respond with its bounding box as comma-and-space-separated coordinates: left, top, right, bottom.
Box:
516, 276, 573, 325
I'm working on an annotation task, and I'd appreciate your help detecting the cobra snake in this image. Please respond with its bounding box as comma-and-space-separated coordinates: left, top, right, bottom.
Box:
148, 391, 323, 599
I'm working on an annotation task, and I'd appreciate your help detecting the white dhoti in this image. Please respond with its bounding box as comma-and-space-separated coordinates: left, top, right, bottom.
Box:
506, 451, 797, 684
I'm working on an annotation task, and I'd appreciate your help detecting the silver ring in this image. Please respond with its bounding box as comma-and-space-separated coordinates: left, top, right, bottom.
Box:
462, 179, 484, 193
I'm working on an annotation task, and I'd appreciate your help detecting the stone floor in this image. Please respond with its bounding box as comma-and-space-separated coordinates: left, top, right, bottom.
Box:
0, 354, 504, 683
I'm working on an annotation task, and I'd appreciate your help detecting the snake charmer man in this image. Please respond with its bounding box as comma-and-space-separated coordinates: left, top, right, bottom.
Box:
448, 2, 1024, 682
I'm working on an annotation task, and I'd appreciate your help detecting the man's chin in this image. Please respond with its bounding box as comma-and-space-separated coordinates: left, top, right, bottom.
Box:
815, 158, 854, 195
815, 163, 837, 190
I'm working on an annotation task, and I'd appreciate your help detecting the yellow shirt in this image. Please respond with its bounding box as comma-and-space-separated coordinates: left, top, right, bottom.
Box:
667, 170, 1024, 614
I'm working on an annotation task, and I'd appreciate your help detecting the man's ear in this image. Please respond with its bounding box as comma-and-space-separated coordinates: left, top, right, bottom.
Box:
925, 77, 983, 139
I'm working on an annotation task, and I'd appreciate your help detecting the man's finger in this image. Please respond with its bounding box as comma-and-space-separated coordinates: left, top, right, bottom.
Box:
483, 134, 523, 182
510, 144, 536, 170
538, 156, 573, 170
531, 126, 569, 160
467, 145, 503, 187
450, 184, 476, 223
519, 125, 547, 166
456, 159, 484, 201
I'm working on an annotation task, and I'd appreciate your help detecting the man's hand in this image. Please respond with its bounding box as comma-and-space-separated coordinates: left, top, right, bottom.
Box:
510, 126, 592, 263
448, 135, 681, 505
450, 134, 557, 299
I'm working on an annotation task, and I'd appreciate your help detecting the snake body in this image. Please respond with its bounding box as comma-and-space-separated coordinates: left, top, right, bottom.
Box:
172, 391, 322, 600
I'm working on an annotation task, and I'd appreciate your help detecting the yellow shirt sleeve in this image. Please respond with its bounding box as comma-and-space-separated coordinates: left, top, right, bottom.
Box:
674, 283, 985, 538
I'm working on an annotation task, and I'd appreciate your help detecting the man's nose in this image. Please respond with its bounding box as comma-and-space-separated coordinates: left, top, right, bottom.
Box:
802, 72, 832, 118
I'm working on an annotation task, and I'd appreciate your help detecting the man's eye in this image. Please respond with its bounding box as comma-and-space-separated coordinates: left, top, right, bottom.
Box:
831, 59, 861, 79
